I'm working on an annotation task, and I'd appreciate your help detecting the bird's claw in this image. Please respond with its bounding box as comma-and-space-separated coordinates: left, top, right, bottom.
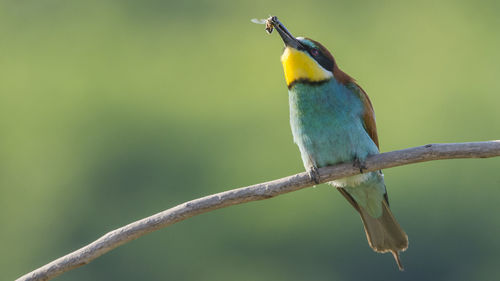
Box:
353, 158, 367, 173
308, 167, 321, 184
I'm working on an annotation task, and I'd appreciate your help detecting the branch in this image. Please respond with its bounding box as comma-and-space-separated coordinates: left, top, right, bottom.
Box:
17, 141, 500, 281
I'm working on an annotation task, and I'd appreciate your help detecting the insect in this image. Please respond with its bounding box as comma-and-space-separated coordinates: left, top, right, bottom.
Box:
251, 16, 277, 34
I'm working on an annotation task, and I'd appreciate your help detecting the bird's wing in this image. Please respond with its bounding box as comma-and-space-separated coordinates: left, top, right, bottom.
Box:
349, 83, 379, 148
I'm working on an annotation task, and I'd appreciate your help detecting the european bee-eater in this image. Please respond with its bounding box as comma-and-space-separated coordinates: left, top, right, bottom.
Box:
268, 16, 408, 269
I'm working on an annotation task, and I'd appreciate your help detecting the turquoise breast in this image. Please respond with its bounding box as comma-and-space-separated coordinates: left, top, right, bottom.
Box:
288, 79, 379, 169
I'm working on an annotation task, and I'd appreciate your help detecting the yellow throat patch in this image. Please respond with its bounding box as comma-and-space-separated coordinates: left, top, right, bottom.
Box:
280, 47, 333, 86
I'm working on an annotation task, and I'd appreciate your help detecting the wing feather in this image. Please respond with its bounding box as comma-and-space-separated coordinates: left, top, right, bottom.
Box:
350, 83, 379, 148
332, 65, 379, 149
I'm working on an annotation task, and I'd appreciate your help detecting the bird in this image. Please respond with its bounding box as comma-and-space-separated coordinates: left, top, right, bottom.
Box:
267, 16, 408, 270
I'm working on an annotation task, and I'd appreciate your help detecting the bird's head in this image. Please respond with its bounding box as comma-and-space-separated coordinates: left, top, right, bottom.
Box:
272, 17, 351, 88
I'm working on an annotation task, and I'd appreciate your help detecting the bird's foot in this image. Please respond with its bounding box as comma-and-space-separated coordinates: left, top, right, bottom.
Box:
308, 166, 321, 184
353, 158, 367, 173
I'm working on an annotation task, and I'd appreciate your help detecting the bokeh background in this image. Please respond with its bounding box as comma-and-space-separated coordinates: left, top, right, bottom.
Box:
2, 0, 499, 280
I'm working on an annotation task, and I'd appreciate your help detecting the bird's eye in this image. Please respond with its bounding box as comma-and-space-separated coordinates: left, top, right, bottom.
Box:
310, 49, 319, 57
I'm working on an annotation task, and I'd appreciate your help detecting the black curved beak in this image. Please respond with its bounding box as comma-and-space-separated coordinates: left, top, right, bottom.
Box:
269, 16, 303, 50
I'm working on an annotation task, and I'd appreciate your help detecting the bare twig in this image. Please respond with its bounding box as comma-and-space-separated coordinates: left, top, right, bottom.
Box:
17, 141, 500, 281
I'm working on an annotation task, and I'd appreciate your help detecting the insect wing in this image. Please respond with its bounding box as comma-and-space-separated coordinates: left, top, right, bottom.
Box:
251, 18, 267, 24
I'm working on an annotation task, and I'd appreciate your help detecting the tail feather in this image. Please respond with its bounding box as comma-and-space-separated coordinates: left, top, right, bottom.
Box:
358, 200, 408, 270
338, 188, 408, 270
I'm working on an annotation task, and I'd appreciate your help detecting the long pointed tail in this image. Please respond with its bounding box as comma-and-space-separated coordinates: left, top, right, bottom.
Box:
338, 188, 408, 270
359, 200, 408, 270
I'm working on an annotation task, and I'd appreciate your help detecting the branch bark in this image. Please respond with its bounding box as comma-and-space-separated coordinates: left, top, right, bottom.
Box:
17, 141, 500, 281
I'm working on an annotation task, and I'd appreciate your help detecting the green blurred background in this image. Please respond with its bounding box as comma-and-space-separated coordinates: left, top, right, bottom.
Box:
1, 0, 499, 280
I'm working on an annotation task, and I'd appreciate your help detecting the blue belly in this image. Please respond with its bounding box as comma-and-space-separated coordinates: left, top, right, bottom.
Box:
288, 80, 379, 169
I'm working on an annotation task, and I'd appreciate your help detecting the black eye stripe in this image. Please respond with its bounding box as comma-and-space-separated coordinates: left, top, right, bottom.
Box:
302, 45, 333, 71
301, 44, 315, 56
